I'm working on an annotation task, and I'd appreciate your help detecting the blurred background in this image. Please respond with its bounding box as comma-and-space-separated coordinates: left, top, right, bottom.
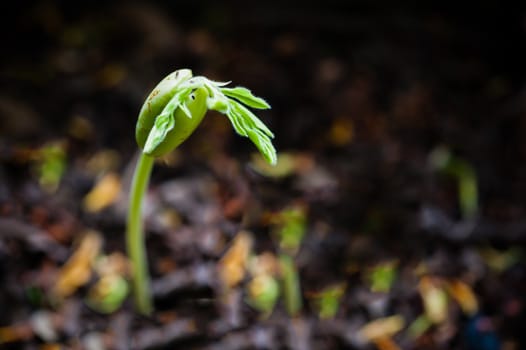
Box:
1, 1, 525, 349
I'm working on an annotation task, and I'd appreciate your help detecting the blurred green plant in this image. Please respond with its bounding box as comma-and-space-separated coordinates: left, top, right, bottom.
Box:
35, 142, 66, 192
127, 69, 276, 315
246, 274, 280, 317
86, 275, 129, 314
279, 254, 302, 316
269, 205, 308, 316
272, 205, 307, 255
367, 261, 397, 293
429, 146, 478, 219
407, 314, 433, 339
309, 283, 346, 319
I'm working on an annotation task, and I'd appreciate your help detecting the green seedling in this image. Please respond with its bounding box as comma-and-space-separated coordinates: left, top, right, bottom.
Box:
270, 205, 307, 316
279, 254, 302, 316
127, 69, 276, 315
429, 146, 478, 219
35, 141, 67, 193
308, 283, 346, 319
246, 274, 280, 318
86, 275, 129, 314
367, 261, 397, 293
272, 205, 307, 255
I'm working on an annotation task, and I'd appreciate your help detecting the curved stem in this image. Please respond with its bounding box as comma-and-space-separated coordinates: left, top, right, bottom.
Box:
126, 152, 155, 315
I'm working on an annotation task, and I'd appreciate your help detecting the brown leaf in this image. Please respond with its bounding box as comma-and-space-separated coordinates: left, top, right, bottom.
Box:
218, 231, 253, 288
53, 231, 102, 298
83, 173, 121, 213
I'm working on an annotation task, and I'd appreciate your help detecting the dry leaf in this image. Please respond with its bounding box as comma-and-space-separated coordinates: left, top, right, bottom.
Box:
373, 336, 403, 350
53, 231, 102, 298
218, 231, 253, 288
446, 279, 478, 315
419, 276, 448, 324
83, 173, 121, 213
359, 315, 405, 342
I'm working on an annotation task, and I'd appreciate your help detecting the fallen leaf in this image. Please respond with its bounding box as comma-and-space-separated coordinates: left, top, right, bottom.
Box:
373, 336, 403, 350
359, 315, 405, 342
218, 231, 253, 288
83, 173, 121, 213
446, 279, 478, 315
419, 276, 448, 324
53, 231, 102, 298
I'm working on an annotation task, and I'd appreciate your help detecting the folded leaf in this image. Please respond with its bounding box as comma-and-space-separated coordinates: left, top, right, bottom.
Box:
221, 87, 271, 110
143, 113, 175, 154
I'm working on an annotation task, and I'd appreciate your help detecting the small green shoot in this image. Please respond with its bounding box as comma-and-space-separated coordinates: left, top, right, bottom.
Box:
367, 261, 397, 293
309, 283, 346, 319
272, 205, 307, 255
429, 146, 478, 219
246, 274, 280, 318
35, 142, 67, 193
269, 205, 308, 316
86, 275, 129, 314
279, 254, 302, 317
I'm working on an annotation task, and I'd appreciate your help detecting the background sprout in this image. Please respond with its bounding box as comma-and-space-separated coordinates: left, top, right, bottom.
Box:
127, 69, 276, 315
429, 146, 478, 220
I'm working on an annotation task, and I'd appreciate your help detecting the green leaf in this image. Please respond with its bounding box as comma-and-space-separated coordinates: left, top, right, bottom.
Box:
230, 101, 274, 137
143, 113, 175, 154
247, 129, 277, 165
221, 87, 271, 110
223, 100, 276, 165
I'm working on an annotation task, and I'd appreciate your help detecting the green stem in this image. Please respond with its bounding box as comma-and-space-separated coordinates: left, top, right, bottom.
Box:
126, 152, 155, 315
279, 253, 302, 317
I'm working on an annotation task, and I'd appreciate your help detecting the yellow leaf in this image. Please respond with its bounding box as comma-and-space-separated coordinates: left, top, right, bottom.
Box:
53, 231, 102, 298
83, 173, 121, 213
419, 276, 448, 324
446, 279, 478, 315
359, 315, 405, 342
218, 231, 253, 288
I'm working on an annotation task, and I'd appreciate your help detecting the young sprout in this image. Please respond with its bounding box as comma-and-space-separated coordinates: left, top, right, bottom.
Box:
308, 283, 346, 319
429, 146, 478, 220
127, 69, 276, 315
270, 205, 307, 316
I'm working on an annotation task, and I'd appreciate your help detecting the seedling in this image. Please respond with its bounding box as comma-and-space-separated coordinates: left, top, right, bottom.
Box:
271, 205, 307, 316
429, 146, 478, 219
308, 283, 346, 319
127, 69, 276, 315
